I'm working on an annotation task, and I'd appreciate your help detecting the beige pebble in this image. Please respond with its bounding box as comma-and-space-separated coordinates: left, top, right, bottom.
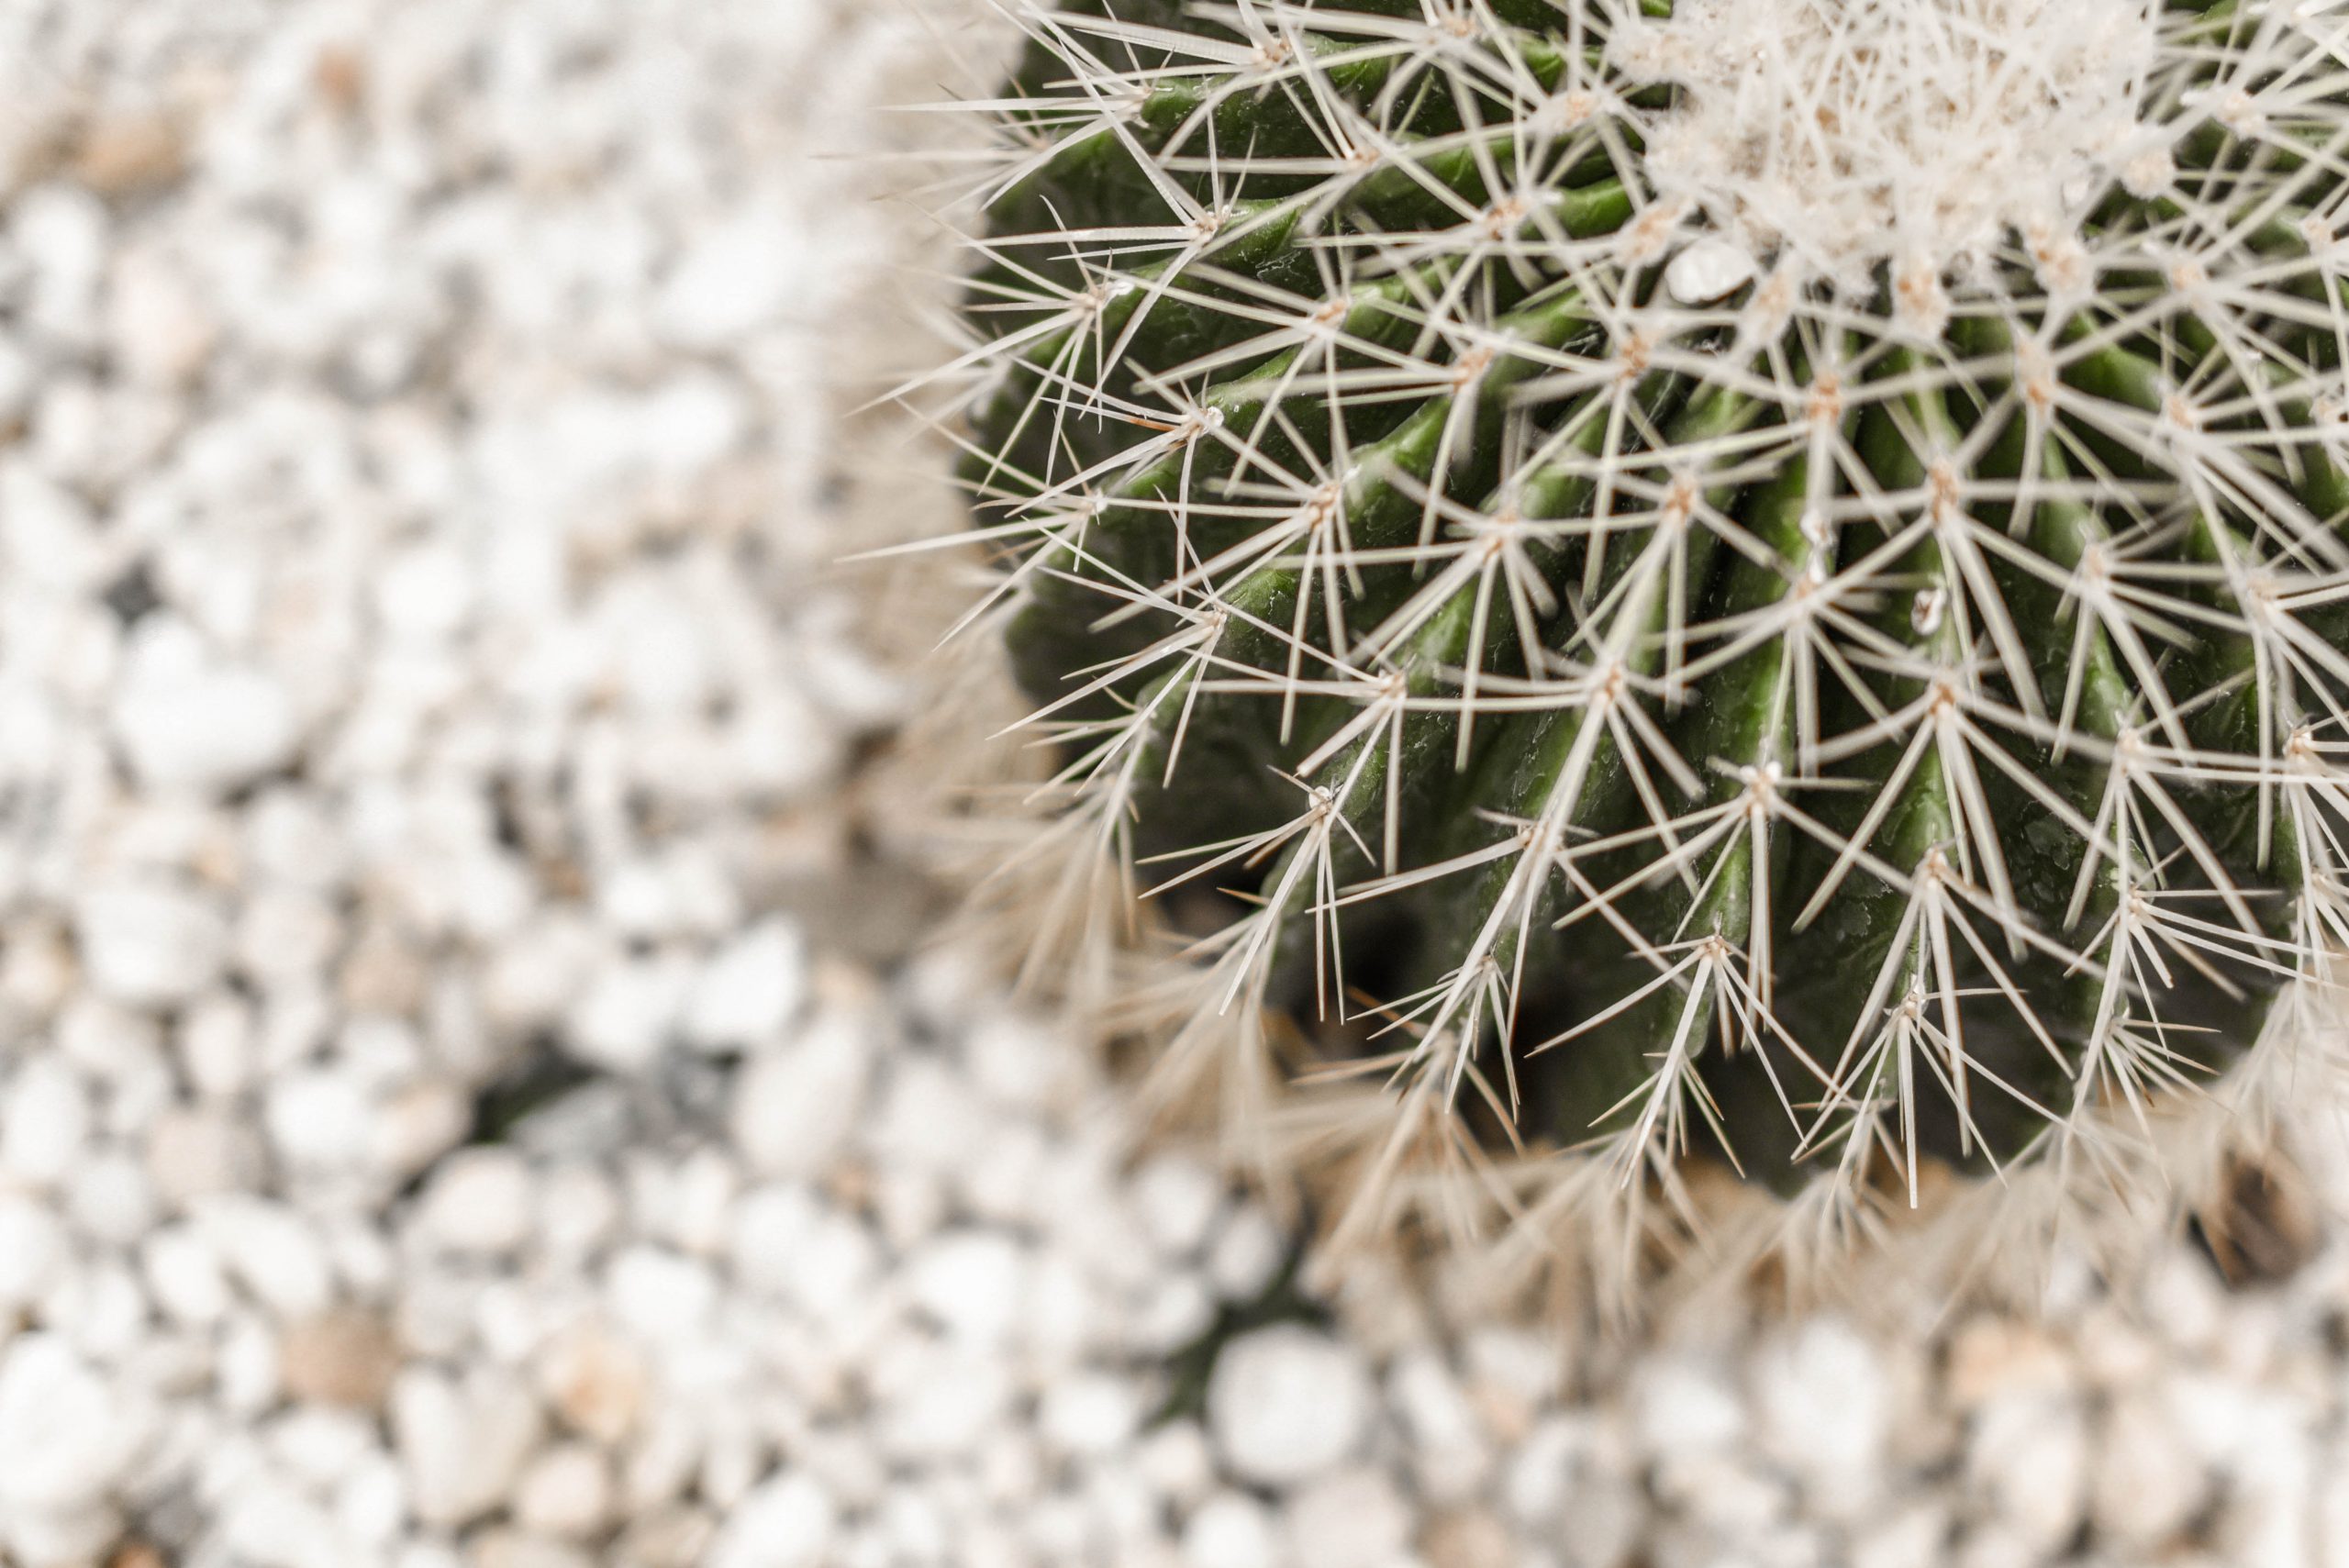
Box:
73, 115, 185, 196
540, 1322, 648, 1444
280, 1308, 401, 1409
313, 47, 366, 113
338, 924, 428, 1015
1421, 1508, 1514, 1568
1943, 1316, 2070, 1409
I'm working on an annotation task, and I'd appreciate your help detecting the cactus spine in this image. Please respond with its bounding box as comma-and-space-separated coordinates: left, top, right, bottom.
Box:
932, 0, 2349, 1290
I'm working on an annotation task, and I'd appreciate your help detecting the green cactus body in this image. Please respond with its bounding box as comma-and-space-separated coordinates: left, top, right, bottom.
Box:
948, 0, 2349, 1257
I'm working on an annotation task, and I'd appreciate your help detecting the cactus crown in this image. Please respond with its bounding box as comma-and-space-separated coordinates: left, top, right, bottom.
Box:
930, 0, 2349, 1291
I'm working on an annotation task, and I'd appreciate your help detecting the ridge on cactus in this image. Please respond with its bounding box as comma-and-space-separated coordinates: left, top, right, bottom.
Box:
912, 0, 2349, 1295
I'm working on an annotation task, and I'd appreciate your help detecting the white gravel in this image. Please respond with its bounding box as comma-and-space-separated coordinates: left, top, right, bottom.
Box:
1, 4, 2348, 1568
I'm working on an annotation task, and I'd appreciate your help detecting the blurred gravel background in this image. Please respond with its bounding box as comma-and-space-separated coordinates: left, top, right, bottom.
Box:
3, 3, 2349, 1567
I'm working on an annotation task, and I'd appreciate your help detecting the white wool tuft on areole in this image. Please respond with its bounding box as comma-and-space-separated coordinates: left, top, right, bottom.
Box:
1614, 0, 2167, 317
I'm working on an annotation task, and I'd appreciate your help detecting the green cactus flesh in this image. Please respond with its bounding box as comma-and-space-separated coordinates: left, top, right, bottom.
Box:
955, 0, 2349, 1202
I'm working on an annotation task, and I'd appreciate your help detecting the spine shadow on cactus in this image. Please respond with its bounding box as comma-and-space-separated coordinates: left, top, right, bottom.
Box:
936, 0, 2349, 1273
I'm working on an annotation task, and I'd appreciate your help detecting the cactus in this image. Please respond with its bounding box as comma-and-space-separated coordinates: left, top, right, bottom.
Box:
930, 0, 2349, 1288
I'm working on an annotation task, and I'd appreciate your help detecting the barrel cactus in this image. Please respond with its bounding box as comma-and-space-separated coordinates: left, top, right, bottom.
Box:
934, 0, 2349, 1296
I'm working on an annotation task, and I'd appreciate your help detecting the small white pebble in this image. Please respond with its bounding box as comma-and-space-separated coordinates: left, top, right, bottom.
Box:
1208, 1326, 1374, 1487
219, 1475, 340, 1568
1184, 1491, 1282, 1568
177, 994, 257, 1098
607, 1245, 719, 1343
263, 1067, 375, 1173
1851, 1501, 1950, 1568
416, 1147, 537, 1256
1130, 1271, 1217, 1357
370, 1080, 471, 1182
1, 1059, 90, 1185
777, 1208, 880, 1329
110, 625, 299, 797
208, 1198, 334, 1319
337, 1455, 407, 1549
0, 1334, 150, 1516
0, 1195, 67, 1308
1753, 1318, 1887, 1518
1207, 1202, 1286, 1304
514, 1442, 615, 1540
566, 953, 694, 1073
1390, 1350, 1494, 1504
707, 1471, 838, 1568
730, 1009, 868, 1179
1631, 1356, 1746, 1461
539, 1321, 650, 1445
879, 1353, 1014, 1462
905, 1229, 1026, 1346
74, 877, 228, 1008
1966, 1393, 2087, 1557
141, 1226, 232, 1326
540, 1164, 623, 1260
960, 1013, 1074, 1113
1279, 1468, 1412, 1568
147, 1106, 263, 1206
64, 1152, 158, 1246
392, 1368, 543, 1529
1137, 1421, 1217, 1509
655, 215, 802, 350
1039, 1370, 1142, 1460
2091, 1388, 2207, 1551
217, 1312, 284, 1416
685, 917, 807, 1051
1131, 1154, 1224, 1260
267, 1406, 377, 1487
